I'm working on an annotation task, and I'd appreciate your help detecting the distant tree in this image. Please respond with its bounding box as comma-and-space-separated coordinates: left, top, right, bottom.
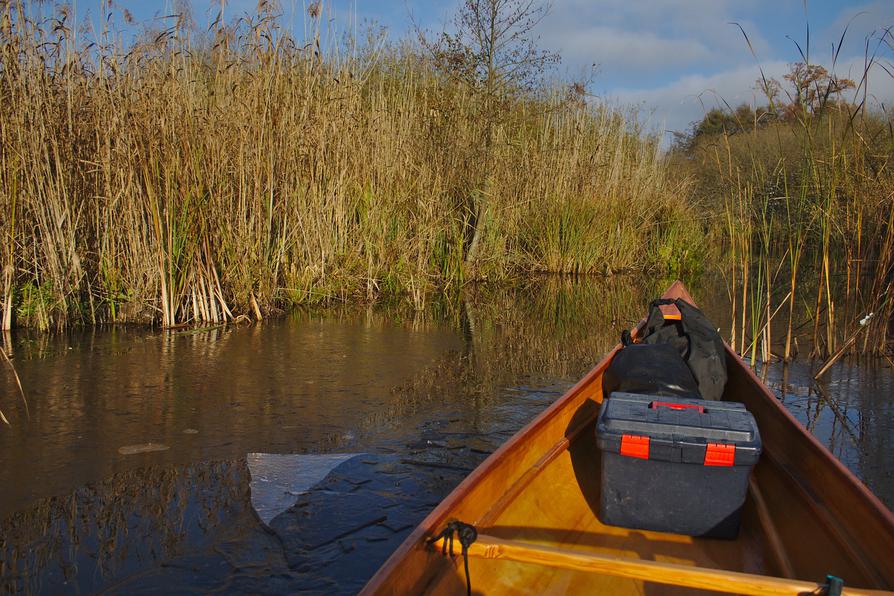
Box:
783, 62, 855, 115
674, 101, 780, 155
679, 61, 857, 153
755, 76, 782, 108
754, 63, 856, 121
693, 108, 743, 138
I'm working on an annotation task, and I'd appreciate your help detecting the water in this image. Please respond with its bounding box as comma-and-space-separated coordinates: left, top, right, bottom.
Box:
1, 279, 892, 594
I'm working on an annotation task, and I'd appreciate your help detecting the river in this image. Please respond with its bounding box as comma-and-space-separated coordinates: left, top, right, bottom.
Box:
1, 278, 892, 594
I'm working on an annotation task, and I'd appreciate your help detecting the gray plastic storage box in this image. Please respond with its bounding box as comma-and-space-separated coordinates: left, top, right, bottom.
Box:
596, 392, 761, 538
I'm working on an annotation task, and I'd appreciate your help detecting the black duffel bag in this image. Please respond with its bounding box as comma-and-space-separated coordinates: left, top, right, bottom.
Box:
602, 342, 700, 399
636, 298, 728, 401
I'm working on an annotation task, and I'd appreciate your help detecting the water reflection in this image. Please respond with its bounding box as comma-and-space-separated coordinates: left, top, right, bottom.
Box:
0, 312, 464, 515
760, 358, 894, 503
1, 460, 261, 594
0, 276, 891, 593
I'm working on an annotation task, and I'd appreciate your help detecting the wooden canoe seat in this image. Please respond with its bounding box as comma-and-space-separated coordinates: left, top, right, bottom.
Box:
428, 534, 886, 595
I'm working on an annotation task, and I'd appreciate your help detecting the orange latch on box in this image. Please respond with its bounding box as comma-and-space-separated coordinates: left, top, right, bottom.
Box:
620, 434, 650, 459
704, 443, 735, 466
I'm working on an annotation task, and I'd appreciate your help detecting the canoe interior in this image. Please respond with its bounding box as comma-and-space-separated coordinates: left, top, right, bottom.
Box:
363, 282, 894, 595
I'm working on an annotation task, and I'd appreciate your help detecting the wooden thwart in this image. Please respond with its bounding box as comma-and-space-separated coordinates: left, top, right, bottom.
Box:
431, 534, 890, 596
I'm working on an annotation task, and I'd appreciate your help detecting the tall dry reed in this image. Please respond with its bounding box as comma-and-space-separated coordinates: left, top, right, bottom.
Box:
0, 2, 696, 330
685, 99, 894, 357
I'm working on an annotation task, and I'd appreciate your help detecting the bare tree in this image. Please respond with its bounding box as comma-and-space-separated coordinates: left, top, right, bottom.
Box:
430, 0, 558, 99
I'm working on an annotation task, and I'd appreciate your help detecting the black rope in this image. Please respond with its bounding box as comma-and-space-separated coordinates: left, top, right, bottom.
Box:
426, 520, 478, 596
649, 298, 675, 308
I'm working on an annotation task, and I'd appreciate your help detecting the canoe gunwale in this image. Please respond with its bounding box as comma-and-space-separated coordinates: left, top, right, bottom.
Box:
360, 281, 894, 594
728, 342, 894, 586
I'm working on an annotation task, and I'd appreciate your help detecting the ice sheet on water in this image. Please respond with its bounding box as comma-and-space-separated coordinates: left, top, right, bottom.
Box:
247, 452, 360, 524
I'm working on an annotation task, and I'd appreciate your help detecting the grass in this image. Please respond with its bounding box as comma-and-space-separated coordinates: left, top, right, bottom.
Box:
679, 91, 894, 357
0, 1, 697, 331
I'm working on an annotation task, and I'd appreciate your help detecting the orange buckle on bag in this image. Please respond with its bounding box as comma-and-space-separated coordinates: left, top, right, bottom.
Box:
659, 303, 682, 320
621, 434, 650, 459
705, 443, 735, 466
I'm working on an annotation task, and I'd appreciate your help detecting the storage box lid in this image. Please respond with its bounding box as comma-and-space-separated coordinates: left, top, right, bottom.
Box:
596, 392, 762, 466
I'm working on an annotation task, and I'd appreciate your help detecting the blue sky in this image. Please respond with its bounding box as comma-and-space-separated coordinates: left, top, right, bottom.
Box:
68, 1, 894, 139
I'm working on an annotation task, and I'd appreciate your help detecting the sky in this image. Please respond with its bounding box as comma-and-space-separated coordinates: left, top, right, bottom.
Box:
69, 0, 894, 141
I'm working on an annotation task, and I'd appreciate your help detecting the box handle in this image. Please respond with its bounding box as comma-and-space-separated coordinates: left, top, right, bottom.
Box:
650, 401, 705, 414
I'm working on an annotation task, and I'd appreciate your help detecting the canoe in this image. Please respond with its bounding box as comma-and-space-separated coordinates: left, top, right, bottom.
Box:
361, 281, 894, 595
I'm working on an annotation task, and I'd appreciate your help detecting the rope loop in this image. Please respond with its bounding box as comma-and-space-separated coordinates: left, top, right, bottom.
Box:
426, 520, 478, 596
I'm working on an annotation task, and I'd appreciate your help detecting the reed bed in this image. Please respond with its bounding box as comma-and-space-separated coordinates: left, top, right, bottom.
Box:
682, 98, 894, 358
0, 2, 695, 330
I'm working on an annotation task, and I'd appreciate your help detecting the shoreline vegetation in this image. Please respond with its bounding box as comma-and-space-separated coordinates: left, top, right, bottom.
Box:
1, 1, 892, 358
673, 50, 894, 360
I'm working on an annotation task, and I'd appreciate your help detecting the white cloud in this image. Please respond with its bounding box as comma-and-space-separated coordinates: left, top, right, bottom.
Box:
611, 57, 894, 139
545, 26, 712, 74
537, 0, 772, 81
612, 61, 788, 135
